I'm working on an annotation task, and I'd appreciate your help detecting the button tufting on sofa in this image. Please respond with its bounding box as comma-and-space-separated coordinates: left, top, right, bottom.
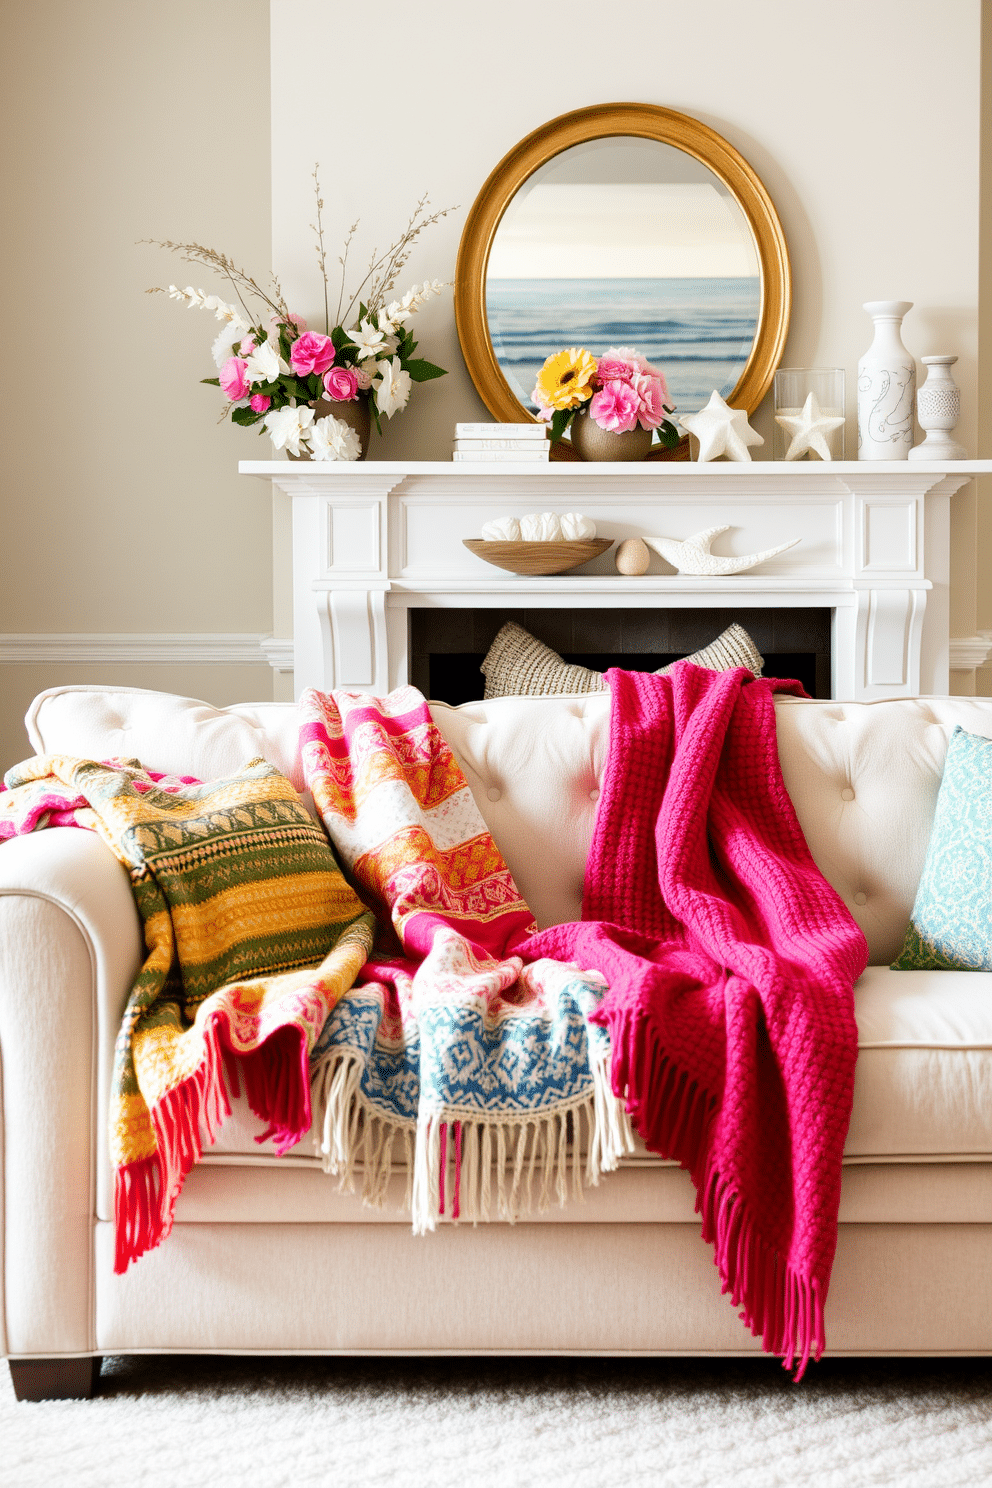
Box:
854, 891, 868, 906
841, 786, 855, 801
486, 785, 501, 802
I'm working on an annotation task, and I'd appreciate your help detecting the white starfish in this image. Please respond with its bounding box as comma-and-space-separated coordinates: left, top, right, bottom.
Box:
642, 526, 800, 575
775, 391, 845, 461
679, 391, 764, 462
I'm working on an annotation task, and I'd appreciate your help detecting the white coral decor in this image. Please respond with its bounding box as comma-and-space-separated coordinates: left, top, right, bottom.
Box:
481, 516, 522, 541
309, 414, 362, 462
559, 512, 596, 540
479, 512, 597, 541
520, 512, 563, 541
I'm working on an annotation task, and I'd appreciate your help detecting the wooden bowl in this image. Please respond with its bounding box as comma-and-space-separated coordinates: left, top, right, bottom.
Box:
462, 538, 613, 576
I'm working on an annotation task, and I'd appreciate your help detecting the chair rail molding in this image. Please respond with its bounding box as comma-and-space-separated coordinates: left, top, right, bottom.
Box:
949, 632, 992, 671
0, 633, 274, 666
240, 460, 992, 703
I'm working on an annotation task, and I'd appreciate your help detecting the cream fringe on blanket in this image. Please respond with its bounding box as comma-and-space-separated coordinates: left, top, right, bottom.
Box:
310, 1045, 636, 1234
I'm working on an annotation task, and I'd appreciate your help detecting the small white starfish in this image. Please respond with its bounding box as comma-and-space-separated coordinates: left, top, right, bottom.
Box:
775, 391, 845, 461
642, 526, 800, 575
679, 391, 764, 462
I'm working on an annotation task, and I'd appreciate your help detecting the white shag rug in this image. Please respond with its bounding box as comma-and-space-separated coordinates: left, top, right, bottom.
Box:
3, 1355, 991, 1488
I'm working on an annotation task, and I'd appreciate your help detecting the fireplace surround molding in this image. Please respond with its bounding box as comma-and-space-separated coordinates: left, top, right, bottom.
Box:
241, 460, 992, 702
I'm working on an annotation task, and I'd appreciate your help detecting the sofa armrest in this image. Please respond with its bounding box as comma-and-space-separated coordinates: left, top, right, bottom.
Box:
0, 829, 142, 1358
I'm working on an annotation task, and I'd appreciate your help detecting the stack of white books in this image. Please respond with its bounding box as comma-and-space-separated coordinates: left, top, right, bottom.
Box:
453, 422, 550, 462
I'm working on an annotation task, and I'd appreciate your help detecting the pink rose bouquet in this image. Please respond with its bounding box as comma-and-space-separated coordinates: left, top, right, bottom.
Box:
531, 344, 678, 449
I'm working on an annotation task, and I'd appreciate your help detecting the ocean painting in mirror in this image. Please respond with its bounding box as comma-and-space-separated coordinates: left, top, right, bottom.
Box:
486, 275, 760, 419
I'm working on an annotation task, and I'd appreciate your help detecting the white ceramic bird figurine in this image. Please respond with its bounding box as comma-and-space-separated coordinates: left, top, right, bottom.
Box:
642, 526, 800, 575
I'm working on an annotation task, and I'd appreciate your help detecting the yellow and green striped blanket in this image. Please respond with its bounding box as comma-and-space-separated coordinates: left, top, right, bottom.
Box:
2, 753, 375, 1270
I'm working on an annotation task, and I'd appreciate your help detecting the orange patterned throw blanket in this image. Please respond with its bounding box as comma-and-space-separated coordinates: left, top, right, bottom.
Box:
299, 686, 633, 1230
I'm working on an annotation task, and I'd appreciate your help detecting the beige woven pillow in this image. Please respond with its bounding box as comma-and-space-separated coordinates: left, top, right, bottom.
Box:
481, 621, 764, 699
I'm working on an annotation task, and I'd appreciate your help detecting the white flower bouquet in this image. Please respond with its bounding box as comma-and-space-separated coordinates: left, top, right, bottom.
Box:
146, 170, 454, 460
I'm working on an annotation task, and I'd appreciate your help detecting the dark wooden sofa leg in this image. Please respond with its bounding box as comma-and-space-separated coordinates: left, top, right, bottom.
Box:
8, 1356, 102, 1401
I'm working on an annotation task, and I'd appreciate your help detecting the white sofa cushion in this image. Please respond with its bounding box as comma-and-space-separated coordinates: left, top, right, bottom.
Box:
26, 685, 306, 791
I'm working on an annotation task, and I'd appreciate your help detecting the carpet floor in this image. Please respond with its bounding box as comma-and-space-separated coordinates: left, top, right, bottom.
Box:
3, 1354, 991, 1487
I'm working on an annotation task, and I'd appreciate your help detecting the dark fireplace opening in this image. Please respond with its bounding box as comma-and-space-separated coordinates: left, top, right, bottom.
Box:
410, 608, 832, 706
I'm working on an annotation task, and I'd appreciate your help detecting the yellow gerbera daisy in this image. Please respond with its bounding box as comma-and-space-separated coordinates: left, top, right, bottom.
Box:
534, 347, 598, 412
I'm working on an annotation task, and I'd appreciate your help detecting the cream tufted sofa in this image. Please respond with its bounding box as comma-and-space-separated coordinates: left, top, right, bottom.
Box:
2, 684, 991, 1399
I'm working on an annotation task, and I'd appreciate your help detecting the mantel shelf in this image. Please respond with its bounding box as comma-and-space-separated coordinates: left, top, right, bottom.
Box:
241, 459, 992, 479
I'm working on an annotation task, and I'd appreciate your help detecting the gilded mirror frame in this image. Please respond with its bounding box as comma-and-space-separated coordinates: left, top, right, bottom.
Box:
454, 102, 791, 461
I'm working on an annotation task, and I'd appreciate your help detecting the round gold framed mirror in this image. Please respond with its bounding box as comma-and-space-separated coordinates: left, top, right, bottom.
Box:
454, 103, 791, 461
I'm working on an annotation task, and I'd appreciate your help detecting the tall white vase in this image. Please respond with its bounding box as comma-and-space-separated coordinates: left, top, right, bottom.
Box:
857, 300, 916, 460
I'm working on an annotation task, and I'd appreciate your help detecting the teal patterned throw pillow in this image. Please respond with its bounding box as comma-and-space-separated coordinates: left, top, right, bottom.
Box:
892, 726, 992, 970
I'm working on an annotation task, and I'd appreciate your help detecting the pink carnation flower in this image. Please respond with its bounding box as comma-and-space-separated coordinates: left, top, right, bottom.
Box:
595, 355, 638, 386
238, 334, 257, 357
588, 378, 640, 433
219, 356, 250, 402
353, 366, 373, 392
323, 366, 359, 402
633, 373, 666, 430
250, 393, 271, 414
290, 332, 336, 377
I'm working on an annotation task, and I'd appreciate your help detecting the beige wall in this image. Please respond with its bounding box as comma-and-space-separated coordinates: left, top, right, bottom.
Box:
269, 0, 985, 686
0, 0, 272, 770
271, 0, 981, 455
978, 0, 992, 694
1, 0, 988, 776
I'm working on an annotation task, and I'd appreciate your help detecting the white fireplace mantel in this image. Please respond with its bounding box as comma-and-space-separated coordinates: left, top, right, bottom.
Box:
241, 459, 992, 701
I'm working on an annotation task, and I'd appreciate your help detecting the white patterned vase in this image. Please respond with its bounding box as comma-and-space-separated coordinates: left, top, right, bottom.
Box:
857, 300, 916, 460
909, 355, 967, 461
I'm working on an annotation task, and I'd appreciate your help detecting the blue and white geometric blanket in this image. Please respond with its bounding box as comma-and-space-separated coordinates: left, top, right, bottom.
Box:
310, 928, 634, 1231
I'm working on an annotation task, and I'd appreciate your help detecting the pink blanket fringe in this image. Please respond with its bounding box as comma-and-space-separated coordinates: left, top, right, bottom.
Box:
606, 1001, 824, 1375
114, 1016, 312, 1273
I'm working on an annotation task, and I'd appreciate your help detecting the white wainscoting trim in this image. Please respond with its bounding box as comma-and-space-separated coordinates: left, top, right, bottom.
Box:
0, 633, 274, 666
260, 637, 295, 673
949, 632, 992, 671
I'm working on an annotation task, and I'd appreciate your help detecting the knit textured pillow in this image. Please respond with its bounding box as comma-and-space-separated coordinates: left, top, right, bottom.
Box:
480, 621, 764, 699
891, 726, 992, 971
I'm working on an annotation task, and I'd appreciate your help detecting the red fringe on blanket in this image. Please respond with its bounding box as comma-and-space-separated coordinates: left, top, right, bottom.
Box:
113, 1015, 313, 1273
602, 1000, 824, 1381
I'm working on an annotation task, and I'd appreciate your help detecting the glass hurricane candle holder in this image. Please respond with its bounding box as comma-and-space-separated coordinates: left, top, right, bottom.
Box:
774, 368, 846, 461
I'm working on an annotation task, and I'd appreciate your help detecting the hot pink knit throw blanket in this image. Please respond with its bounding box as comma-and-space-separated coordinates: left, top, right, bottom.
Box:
523, 665, 868, 1375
